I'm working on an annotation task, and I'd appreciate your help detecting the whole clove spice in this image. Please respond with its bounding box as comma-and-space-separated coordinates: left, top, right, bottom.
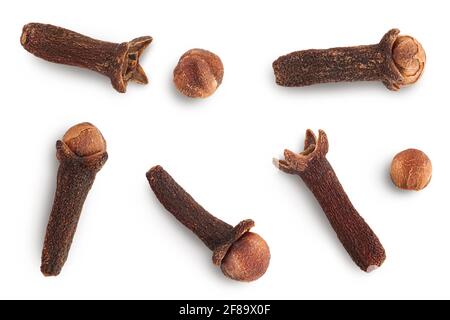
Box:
273, 29, 425, 91
21, 23, 152, 93
274, 130, 385, 272
146, 165, 270, 282
41, 123, 108, 276
390, 148, 432, 191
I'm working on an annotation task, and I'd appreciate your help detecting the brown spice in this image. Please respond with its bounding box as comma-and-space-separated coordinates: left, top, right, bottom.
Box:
146, 165, 270, 282
21, 23, 152, 93
274, 130, 385, 272
390, 149, 432, 191
41, 123, 107, 276
173, 49, 224, 98
273, 29, 425, 91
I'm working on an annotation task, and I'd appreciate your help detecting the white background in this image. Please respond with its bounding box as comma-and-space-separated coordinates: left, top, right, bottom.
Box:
0, 0, 448, 299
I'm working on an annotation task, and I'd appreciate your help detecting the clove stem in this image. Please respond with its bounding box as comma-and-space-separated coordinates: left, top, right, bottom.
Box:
147, 165, 236, 251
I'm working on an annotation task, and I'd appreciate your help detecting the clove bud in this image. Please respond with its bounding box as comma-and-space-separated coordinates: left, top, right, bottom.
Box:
146, 165, 270, 282
273, 29, 425, 90
21, 23, 152, 93
274, 130, 386, 272
41, 122, 107, 276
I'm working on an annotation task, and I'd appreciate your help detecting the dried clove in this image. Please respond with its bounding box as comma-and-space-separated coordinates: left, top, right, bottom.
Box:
41, 123, 108, 276
274, 130, 385, 272
273, 29, 425, 91
146, 165, 270, 282
390, 148, 432, 191
173, 49, 224, 98
21, 23, 152, 93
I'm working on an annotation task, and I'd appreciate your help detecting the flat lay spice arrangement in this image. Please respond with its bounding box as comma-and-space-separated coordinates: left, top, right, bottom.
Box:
147, 166, 270, 282
18, 23, 432, 279
41, 123, 107, 276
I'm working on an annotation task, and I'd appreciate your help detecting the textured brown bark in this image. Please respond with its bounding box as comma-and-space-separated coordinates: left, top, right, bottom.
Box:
275, 130, 385, 272
41, 141, 107, 276
273, 29, 404, 90
146, 165, 254, 265
21, 23, 152, 93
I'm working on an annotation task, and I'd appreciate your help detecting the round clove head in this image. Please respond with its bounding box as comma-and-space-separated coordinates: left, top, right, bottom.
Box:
390, 148, 432, 191
63, 122, 107, 157
220, 232, 270, 282
173, 49, 224, 98
392, 35, 426, 87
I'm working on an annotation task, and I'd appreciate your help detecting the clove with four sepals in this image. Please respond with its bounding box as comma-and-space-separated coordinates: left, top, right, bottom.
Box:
21, 23, 152, 93
41, 123, 108, 276
274, 130, 386, 272
146, 165, 271, 282
273, 29, 425, 91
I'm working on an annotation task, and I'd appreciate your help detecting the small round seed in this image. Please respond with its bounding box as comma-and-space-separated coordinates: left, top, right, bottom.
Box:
392, 35, 426, 87
220, 232, 271, 282
173, 49, 224, 98
390, 148, 432, 191
63, 122, 106, 157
